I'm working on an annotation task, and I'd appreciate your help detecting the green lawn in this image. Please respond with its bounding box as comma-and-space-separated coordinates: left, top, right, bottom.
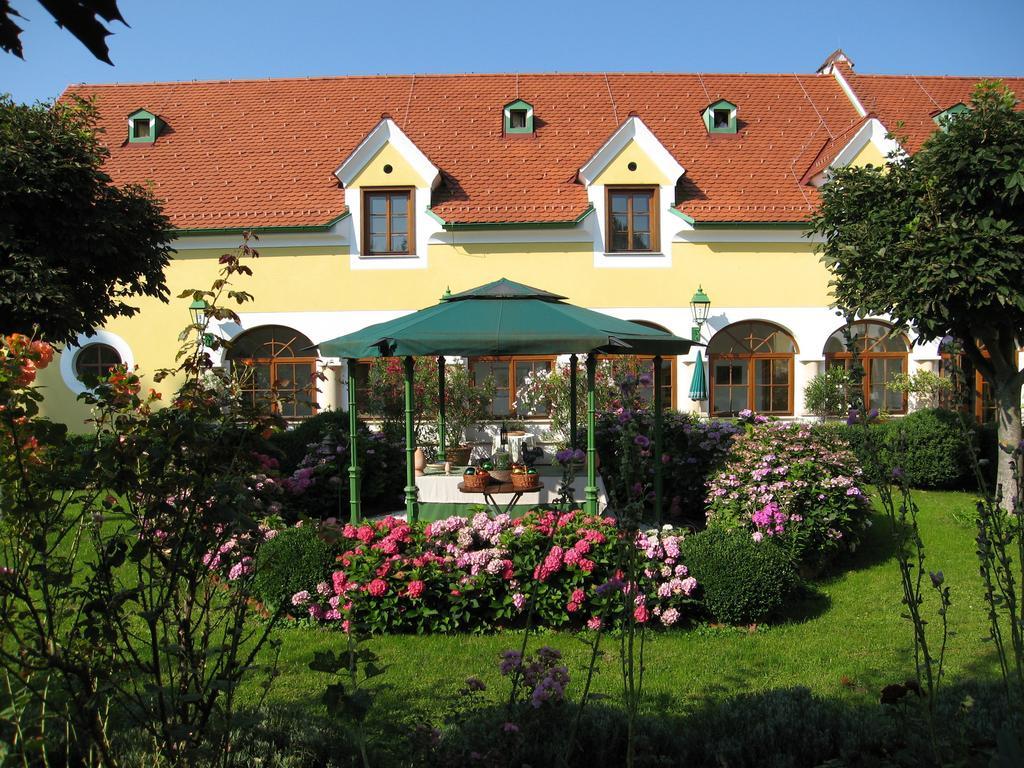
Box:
244, 489, 1000, 724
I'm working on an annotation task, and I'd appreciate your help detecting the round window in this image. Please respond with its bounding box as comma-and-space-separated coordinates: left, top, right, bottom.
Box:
74, 343, 122, 382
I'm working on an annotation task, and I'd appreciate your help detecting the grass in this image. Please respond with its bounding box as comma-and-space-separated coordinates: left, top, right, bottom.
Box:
243, 489, 1001, 726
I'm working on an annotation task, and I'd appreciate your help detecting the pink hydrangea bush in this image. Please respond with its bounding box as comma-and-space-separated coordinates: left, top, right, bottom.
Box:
284, 508, 699, 634
706, 420, 871, 569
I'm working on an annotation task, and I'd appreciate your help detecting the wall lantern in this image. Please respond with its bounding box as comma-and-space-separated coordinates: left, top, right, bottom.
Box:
189, 298, 209, 327
689, 286, 711, 342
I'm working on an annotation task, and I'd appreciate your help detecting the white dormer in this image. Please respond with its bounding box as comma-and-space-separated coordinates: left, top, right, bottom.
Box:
334, 118, 441, 270
579, 116, 686, 269
807, 117, 902, 187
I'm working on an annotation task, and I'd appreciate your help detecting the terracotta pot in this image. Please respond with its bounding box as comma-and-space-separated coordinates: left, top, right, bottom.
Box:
414, 447, 426, 475
445, 446, 472, 465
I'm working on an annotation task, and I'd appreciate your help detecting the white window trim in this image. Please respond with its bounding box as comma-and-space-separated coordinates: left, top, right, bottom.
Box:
579, 117, 685, 269
59, 330, 134, 395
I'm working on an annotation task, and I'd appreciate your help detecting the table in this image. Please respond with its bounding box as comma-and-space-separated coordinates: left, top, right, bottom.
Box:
457, 480, 541, 516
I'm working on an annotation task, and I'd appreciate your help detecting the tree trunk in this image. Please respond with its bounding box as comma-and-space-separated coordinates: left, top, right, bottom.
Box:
994, 379, 1023, 512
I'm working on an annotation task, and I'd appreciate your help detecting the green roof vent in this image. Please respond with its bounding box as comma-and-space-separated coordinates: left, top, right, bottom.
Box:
128, 108, 165, 144
932, 102, 969, 129
503, 99, 534, 135
702, 99, 738, 134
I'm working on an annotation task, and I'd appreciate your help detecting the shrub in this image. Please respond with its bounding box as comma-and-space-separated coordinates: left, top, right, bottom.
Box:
804, 366, 855, 419
252, 525, 338, 611
276, 414, 405, 518
706, 420, 871, 569
288, 509, 700, 634
596, 409, 739, 522
812, 409, 986, 490
268, 410, 348, 472
885, 408, 973, 489
680, 529, 798, 624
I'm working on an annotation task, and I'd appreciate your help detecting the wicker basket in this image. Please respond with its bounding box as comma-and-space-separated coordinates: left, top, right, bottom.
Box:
489, 469, 511, 482
511, 473, 541, 491
462, 472, 490, 491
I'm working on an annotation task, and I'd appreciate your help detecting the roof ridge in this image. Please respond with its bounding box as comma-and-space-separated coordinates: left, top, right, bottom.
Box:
65, 69, 979, 93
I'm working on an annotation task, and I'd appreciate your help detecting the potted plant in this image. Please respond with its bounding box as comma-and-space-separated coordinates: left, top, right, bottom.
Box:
364, 359, 494, 465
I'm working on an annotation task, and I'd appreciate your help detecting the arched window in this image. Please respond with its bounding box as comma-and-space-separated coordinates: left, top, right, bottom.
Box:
824, 321, 908, 414
938, 338, 996, 423
74, 343, 122, 382
227, 325, 319, 419
708, 321, 797, 416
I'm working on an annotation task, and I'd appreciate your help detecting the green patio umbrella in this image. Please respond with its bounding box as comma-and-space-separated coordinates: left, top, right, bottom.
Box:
316, 278, 700, 522
689, 351, 708, 400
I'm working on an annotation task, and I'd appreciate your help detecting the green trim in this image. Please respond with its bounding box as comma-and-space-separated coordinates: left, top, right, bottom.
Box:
170, 211, 350, 237
692, 221, 809, 229
933, 103, 969, 128
669, 208, 696, 225
441, 205, 594, 231
702, 99, 738, 134
425, 207, 447, 225
503, 99, 534, 134
127, 108, 164, 144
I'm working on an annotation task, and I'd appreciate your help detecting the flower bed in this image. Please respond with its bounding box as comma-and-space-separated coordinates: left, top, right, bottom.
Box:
267, 509, 698, 634
706, 420, 871, 570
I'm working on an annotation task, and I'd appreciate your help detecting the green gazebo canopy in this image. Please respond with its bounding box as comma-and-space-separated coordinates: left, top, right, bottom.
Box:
315, 278, 701, 522
319, 278, 698, 359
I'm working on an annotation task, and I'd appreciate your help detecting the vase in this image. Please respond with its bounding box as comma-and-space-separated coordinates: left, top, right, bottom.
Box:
414, 447, 426, 475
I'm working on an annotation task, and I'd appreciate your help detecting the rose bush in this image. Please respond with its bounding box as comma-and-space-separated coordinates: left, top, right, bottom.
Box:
282, 509, 699, 634
706, 419, 871, 570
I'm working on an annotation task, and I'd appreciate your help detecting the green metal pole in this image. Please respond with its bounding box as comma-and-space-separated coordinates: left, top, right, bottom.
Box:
585, 353, 598, 516
437, 355, 446, 458
403, 356, 418, 521
653, 355, 664, 526
569, 354, 578, 450
346, 359, 361, 524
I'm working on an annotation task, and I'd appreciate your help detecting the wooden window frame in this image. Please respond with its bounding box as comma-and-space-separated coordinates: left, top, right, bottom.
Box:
825, 354, 908, 416
233, 357, 319, 420
709, 353, 795, 417
73, 343, 122, 382
470, 355, 556, 419
824, 322, 909, 416
707, 322, 797, 417
940, 349, 996, 424
596, 354, 675, 410
605, 186, 659, 254
362, 187, 415, 256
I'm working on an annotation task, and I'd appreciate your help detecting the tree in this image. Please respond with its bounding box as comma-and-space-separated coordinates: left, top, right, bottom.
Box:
1, 0, 126, 63
811, 81, 1024, 503
0, 94, 173, 345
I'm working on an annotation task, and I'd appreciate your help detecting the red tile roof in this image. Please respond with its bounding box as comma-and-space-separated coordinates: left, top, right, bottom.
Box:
61, 67, 1024, 230
846, 73, 1024, 153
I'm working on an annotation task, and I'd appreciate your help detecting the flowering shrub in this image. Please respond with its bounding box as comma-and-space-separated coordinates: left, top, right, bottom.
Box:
706, 420, 871, 569
281, 416, 404, 518
596, 409, 740, 522
285, 508, 698, 634
500, 646, 570, 708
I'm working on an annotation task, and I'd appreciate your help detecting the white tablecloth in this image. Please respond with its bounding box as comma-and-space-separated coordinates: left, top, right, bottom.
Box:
416, 470, 607, 511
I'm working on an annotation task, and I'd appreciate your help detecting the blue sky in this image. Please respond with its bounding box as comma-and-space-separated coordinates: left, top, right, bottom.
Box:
2, 0, 1023, 104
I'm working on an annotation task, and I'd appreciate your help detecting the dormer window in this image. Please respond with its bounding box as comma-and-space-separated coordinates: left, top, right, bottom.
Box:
702, 99, 738, 134
503, 99, 534, 135
933, 103, 969, 129
127, 108, 164, 144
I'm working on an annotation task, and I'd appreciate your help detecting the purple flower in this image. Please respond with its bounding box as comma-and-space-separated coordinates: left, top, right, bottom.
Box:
634, 434, 651, 449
